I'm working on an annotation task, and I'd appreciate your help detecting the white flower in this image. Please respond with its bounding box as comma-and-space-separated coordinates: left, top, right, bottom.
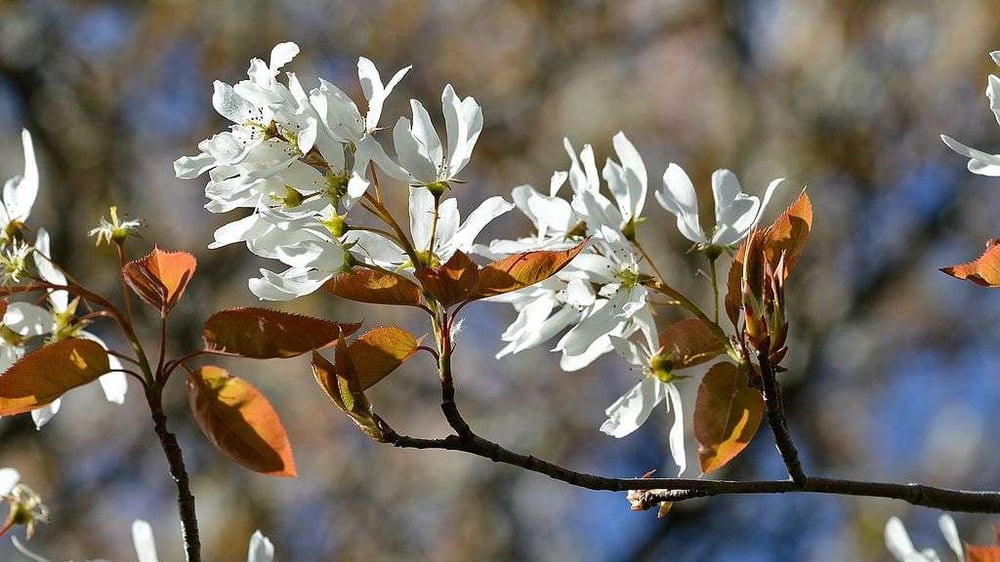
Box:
885, 515, 964, 562
0, 468, 18, 496
1, 129, 38, 241
942, 51, 1000, 176
386, 85, 483, 187
656, 164, 782, 247
600, 335, 686, 476
1, 229, 128, 429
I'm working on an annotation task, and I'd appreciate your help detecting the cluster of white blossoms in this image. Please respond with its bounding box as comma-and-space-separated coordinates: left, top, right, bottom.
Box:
175, 42, 496, 300
0, 130, 126, 429
178, 43, 785, 475
482, 132, 783, 474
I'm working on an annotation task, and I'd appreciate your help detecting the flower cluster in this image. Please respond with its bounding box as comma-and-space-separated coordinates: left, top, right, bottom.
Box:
0, 130, 126, 429
174, 42, 491, 300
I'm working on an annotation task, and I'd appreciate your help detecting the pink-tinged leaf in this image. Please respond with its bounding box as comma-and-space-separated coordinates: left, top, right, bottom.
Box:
349, 326, 420, 390
658, 318, 728, 370
694, 362, 764, 474
967, 546, 1000, 562
123, 247, 197, 316
474, 241, 588, 299
0, 339, 110, 416
324, 266, 423, 306
186, 366, 296, 477
203, 308, 361, 358
941, 239, 1000, 287
415, 250, 480, 308
311, 345, 386, 442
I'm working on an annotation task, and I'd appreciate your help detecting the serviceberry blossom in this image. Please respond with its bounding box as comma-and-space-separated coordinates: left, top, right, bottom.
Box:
487, 135, 656, 370
885, 515, 964, 562
656, 164, 782, 248
27, 228, 126, 428
600, 334, 686, 475
942, 52, 1000, 176
384, 85, 483, 188
0, 129, 37, 243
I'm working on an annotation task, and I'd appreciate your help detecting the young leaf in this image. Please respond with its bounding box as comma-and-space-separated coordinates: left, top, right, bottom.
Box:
693, 362, 764, 474
186, 366, 296, 477
0, 339, 111, 416
203, 308, 361, 359
474, 241, 588, 299
941, 239, 1000, 287
324, 266, 423, 306
415, 250, 480, 307
761, 191, 813, 279
122, 247, 197, 316
349, 326, 420, 390
967, 546, 1000, 562
658, 318, 727, 370
311, 344, 386, 442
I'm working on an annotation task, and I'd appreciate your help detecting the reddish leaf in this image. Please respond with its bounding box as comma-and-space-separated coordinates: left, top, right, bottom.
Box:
186, 366, 296, 477
312, 342, 386, 442
474, 241, 588, 299
203, 308, 360, 358
941, 239, 1000, 287
0, 339, 110, 416
324, 266, 423, 306
725, 193, 812, 325
123, 247, 197, 316
348, 326, 420, 390
658, 318, 727, 370
967, 546, 1000, 562
694, 362, 764, 474
415, 250, 480, 307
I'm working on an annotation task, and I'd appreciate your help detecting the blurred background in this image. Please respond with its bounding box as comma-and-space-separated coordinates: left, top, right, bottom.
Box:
0, 0, 999, 560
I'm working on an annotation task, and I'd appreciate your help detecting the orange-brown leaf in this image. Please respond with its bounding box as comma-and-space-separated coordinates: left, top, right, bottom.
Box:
762, 191, 812, 279
694, 362, 764, 474
203, 308, 360, 358
941, 239, 1000, 287
475, 241, 588, 299
415, 250, 480, 307
324, 266, 423, 306
123, 247, 197, 316
349, 326, 420, 390
0, 339, 110, 416
967, 546, 1000, 562
187, 366, 296, 477
658, 318, 728, 370
311, 346, 386, 442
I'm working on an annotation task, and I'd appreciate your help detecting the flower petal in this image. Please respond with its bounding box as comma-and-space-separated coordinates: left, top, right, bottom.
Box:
132, 519, 160, 562
657, 163, 706, 244
247, 530, 275, 562
600, 377, 667, 438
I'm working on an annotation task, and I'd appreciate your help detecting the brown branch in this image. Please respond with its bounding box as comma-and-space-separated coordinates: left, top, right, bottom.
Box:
384, 429, 1000, 513
757, 350, 807, 483
147, 390, 201, 562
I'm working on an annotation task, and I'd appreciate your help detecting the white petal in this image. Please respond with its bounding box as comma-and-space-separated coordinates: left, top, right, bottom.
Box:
657, 163, 706, 243
247, 530, 275, 562
33, 228, 69, 312
212, 81, 257, 124
173, 153, 217, 179
269, 42, 299, 73
611, 131, 647, 220
31, 399, 60, 429
0, 468, 20, 495
937, 515, 964, 561
7, 129, 38, 222
4, 302, 55, 337
393, 117, 438, 184
941, 134, 1000, 176
409, 186, 436, 252
409, 99, 443, 172
342, 230, 407, 268
249, 267, 331, 300
449, 196, 513, 253
600, 377, 667, 438
988, 74, 1000, 127
665, 384, 687, 475
885, 517, 919, 561
132, 519, 160, 562
11, 536, 53, 562
609, 335, 647, 367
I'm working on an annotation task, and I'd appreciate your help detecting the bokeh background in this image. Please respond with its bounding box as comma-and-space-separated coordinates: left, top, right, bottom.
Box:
1, 0, 999, 560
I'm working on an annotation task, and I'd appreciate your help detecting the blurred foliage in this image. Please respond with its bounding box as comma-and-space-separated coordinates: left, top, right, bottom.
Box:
1, 0, 1000, 560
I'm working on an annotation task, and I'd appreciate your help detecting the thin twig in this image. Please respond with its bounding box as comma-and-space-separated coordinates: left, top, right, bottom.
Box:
758, 349, 807, 483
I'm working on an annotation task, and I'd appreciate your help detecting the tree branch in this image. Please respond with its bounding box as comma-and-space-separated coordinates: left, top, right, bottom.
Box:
147, 390, 200, 562
757, 350, 807, 483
